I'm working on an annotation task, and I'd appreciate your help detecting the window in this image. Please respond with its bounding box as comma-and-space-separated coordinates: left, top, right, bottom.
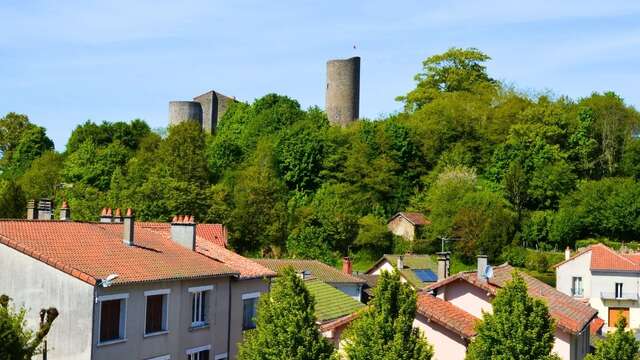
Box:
145, 289, 170, 335
186, 345, 211, 360
615, 283, 624, 299
571, 277, 583, 297
214, 354, 228, 360
189, 285, 213, 327
242, 292, 260, 330
98, 293, 128, 344
608, 307, 630, 328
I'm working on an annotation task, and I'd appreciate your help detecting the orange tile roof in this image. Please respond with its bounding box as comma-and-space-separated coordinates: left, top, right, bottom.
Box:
416, 293, 477, 339
427, 264, 597, 335
590, 317, 605, 335
0, 220, 238, 286
139, 222, 228, 247
554, 243, 640, 272
390, 212, 430, 226
138, 222, 274, 280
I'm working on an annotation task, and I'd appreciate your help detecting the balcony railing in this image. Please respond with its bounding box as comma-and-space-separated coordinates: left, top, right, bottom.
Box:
600, 292, 639, 300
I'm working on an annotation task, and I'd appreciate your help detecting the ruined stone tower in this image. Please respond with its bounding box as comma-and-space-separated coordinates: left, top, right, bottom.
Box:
193, 91, 235, 134
325, 56, 360, 126
168, 101, 203, 128
168, 90, 235, 133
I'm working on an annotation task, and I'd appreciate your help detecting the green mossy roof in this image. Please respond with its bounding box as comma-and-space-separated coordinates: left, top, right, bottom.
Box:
305, 278, 365, 322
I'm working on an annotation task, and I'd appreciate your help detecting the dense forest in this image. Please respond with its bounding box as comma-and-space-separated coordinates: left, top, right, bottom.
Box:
1, 48, 639, 267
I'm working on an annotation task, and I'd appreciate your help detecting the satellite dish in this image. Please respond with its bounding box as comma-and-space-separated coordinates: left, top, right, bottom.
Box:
100, 274, 119, 288
484, 265, 494, 279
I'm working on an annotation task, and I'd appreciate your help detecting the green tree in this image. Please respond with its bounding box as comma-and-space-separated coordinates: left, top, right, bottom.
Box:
160, 122, 210, 185
398, 47, 496, 111
0, 295, 58, 360
237, 267, 335, 360
342, 270, 433, 360
18, 151, 64, 201
466, 273, 558, 360
0, 180, 26, 218
585, 316, 640, 360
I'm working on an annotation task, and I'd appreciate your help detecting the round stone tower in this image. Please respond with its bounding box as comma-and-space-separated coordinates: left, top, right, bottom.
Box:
325, 56, 360, 126
168, 101, 203, 127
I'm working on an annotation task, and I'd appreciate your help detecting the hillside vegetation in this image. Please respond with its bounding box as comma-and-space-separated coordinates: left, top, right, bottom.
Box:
1, 47, 639, 267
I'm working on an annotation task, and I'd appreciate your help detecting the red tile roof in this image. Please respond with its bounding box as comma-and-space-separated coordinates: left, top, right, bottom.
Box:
554, 243, 640, 272
416, 293, 477, 339
139, 222, 274, 280
0, 220, 237, 286
590, 317, 605, 335
427, 264, 597, 335
391, 212, 430, 226
139, 222, 228, 248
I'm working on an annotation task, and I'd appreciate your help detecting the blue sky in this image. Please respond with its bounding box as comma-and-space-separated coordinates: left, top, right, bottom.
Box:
1, 1, 639, 150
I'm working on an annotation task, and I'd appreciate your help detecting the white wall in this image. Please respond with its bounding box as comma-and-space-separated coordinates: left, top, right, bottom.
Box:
556, 251, 592, 298
443, 281, 492, 319
0, 244, 94, 360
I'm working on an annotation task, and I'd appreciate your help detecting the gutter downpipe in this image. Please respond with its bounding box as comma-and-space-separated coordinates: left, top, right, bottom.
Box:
227, 277, 233, 358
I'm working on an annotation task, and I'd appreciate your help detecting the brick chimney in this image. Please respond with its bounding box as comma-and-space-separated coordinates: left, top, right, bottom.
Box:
113, 208, 123, 223
27, 200, 37, 220
123, 208, 134, 246
342, 257, 352, 275
171, 215, 196, 251
100, 208, 113, 223
436, 252, 450, 280
59, 201, 71, 221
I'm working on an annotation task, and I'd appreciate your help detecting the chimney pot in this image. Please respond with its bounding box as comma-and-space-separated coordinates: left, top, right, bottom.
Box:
27, 200, 37, 220
171, 215, 196, 251
100, 207, 113, 223
342, 257, 352, 275
565, 246, 571, 261
59, 200, 71, 221
123, 208, 134, 246
477, 255, 488, 281
437, 252, 450, 280
397, 255, 404, 270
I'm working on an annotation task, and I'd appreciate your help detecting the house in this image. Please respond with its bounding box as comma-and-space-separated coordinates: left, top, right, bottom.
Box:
387, 212, 429, 241
415, 257, 598, 360
255, 258, 365, 301
0, 204, 275, 360
306, 278, 364, 349
365, 253, 446, 291
555, 243, 640, 336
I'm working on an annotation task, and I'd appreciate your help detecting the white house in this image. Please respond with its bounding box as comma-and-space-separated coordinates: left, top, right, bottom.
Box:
555, 243, 640, 335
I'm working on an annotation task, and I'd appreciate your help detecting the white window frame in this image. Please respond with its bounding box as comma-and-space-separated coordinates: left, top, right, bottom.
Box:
96, 293, 129, 345
186, 344, 212, 360
615, 282, 624, 298
144, 289, 171, 336
571, 276, 583, 297
242, 292, 260, 330
189, 285, 214, 328
147, 355, 171, 360
214, 353, 228, 360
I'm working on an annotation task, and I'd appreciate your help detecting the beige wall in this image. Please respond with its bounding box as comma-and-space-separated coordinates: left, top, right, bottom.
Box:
228, 277, 270, 358
0, 244, 95, 360
93, 277, 231, 360
413, 314, 467, 360
387, 217, 416, 241
442, 281, 492, 319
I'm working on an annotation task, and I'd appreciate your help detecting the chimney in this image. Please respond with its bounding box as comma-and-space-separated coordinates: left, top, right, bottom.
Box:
342, 257, 352, 275
437, 252, 450, 280
123, 208, 134, 246
565, 246, 571, 261
171, 215, 196, 251
37, 199, 53, 220
27, 200, 37, 220
59, 201, 71, 221
477, 255, 488, 281
100, 208, 113, 223
397, 255, 404, 270
113, 208, 123, 223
